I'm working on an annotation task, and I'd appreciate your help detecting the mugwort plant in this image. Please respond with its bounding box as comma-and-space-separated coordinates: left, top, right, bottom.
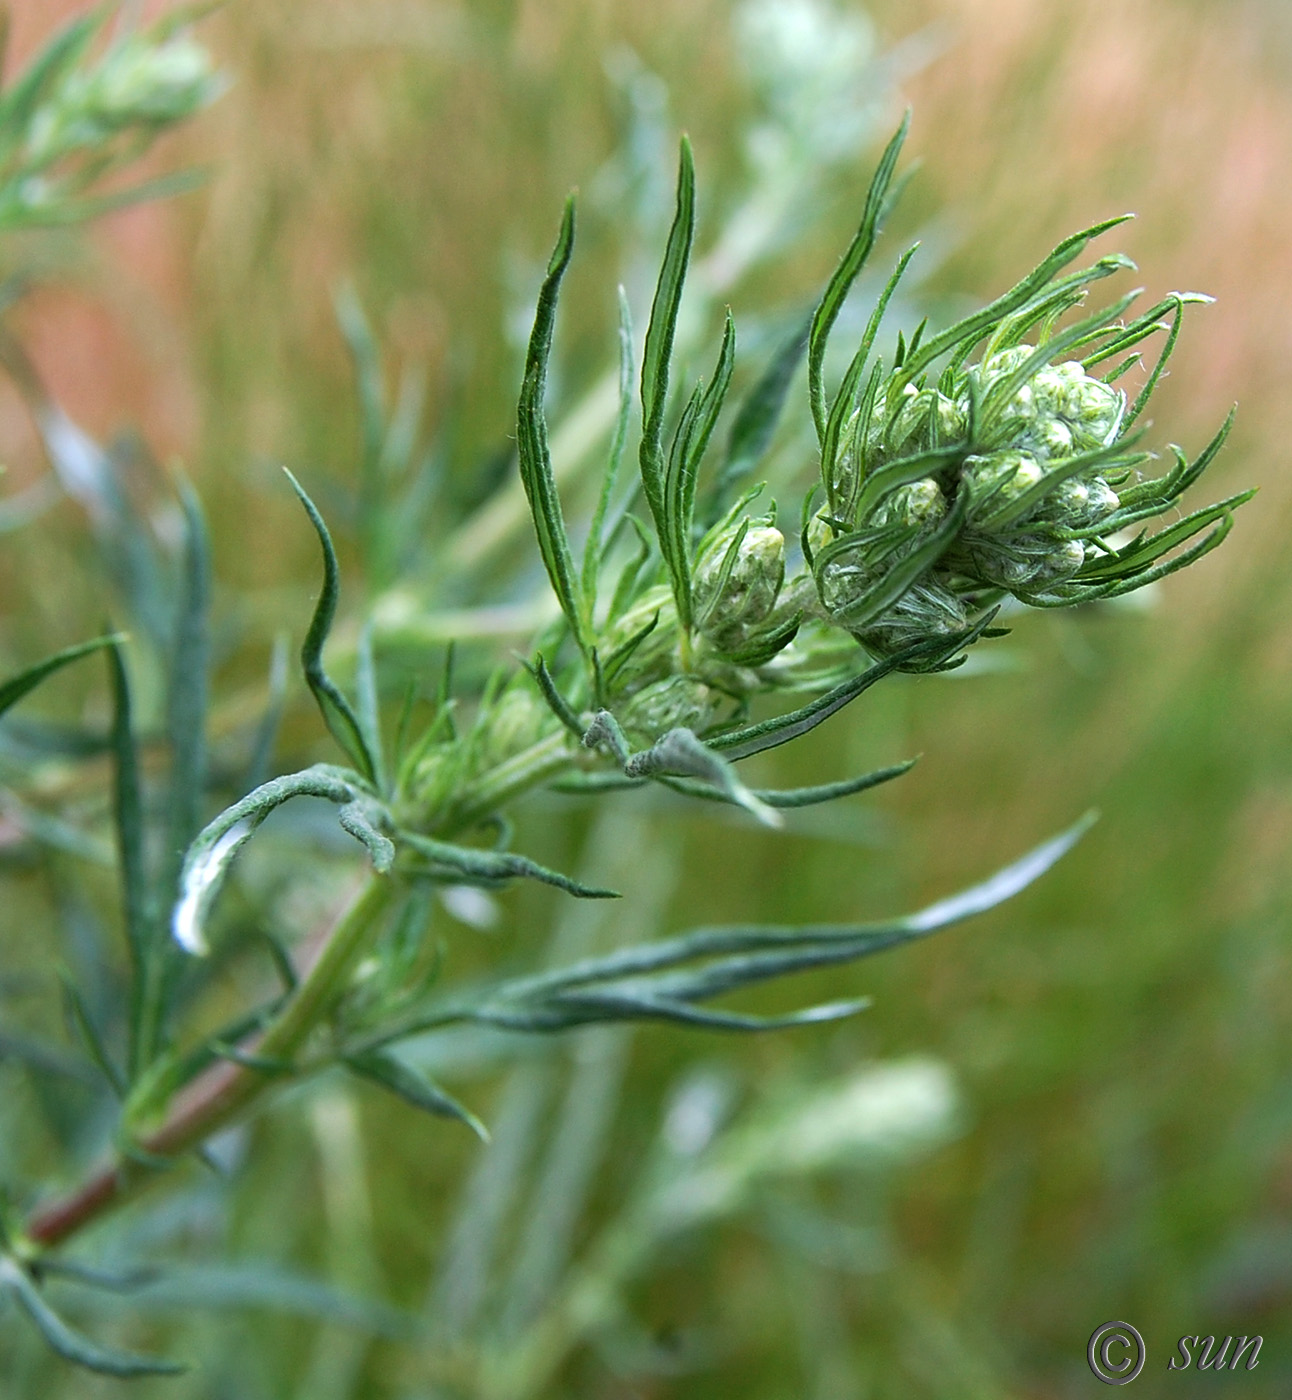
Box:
0, 3, 1248, 1378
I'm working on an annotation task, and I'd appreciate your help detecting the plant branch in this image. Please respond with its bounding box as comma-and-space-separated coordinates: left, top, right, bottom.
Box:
23, 876, 395, 1251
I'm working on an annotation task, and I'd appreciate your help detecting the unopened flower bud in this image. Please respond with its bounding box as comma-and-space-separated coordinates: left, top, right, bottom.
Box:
871, 476, 947, 530
1029, 416, 1073, 459
851, 580, 968, 655
95, 38, 216, 124
1033, 360, 1124, 452
694, 519, 785, 652
961, 451, 1042, 510
621, 675, 724, 743
1031, 538, 1086, 584
1050, 476, 1120, 528
887, 385, 964, 455
967, 533, 1085, 592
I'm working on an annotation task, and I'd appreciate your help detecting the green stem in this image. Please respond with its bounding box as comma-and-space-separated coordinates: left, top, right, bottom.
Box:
23, 877, 395, 1251
441, 730, 577, 835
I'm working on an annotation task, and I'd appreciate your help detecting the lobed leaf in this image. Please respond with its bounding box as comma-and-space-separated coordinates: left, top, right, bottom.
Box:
363, 814, 1094, 1047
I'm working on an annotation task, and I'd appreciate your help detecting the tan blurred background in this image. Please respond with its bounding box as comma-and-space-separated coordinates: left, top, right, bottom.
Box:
4, 1, 1292, 1396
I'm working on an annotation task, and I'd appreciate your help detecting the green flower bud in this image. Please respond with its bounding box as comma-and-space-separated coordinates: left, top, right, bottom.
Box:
480, 684, 547, 765
694, 520, 785, 653
973, 348, 1124, 461
851, 580, 969, 656
1049, 476, 1120, 528
961, 451, 1043, 512
1031, 538, 1086, 585
966, 533, 1085, 591
871, 477, 947, 530
94, 38, 216, 124
621, 675, 724, 743
26, 37, 220, 168
1032, 360, 1124, 452
886, 385, 965, 455
1029, 416, 1074, 459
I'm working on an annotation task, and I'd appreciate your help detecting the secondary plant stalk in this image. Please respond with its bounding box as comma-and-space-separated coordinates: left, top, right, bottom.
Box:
23, 876, 394, 1250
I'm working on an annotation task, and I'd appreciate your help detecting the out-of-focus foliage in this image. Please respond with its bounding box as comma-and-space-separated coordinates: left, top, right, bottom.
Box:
0, 0, 1289, 1397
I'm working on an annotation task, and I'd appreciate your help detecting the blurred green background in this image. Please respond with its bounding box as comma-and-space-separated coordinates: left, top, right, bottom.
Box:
2, 0, 1291, 1396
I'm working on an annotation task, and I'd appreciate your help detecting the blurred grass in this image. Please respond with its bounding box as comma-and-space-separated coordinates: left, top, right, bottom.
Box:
3, 0, 1292, 1396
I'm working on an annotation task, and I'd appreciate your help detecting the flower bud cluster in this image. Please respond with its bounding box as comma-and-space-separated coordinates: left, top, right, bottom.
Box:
0, 23, 221, 230
814, 343, 1137, 657
27, 38, 218, 170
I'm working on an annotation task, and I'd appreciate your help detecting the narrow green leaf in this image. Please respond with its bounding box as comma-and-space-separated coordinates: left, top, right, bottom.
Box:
0, 12, 103, 137
976, 289, 1141, 437
827, 497, 967, 630
523, 654, 585, 739
16, 169, 210, 229
712, 614, 996, 760
694, 517, 750, 632
105, 639, 155, 1080
482, 989, 868, 1033
397, 830, 619, 900
848, 441, 963, 526
337, 800, 396, 872
346, 1049, 489, 1141
1074, 492, 1252, 582
982, 254, 1136, 362
172, 765, 361, 955
517, 196, 589, 652
900, 215, 1135, 384
334, 282, 385, 507
59, 975, 125, 1098
640, 136, 697, 530
1122, 294, 1189, 430
658, 758, 917, 809
166, 479, 211, 894
0, 1030, 95, 1083
29, 1259, 159, 1292
625, 727, 783, 828
600, 610, 660, 686
118, 1260, 416, 1337
2, 1260, 185, 1378
284, 469, 379, 783
718, 610, 802, 667
665, 311, 737, 625
369, 814, 1095, 1048
0, 633, 121, 719
683, 311, 736, 489
808, 112, 910, 444
975, 443, 1150, 533
581, 286, 634, 623
532, 815, 1095, 996
1078, 292, 1211, 369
